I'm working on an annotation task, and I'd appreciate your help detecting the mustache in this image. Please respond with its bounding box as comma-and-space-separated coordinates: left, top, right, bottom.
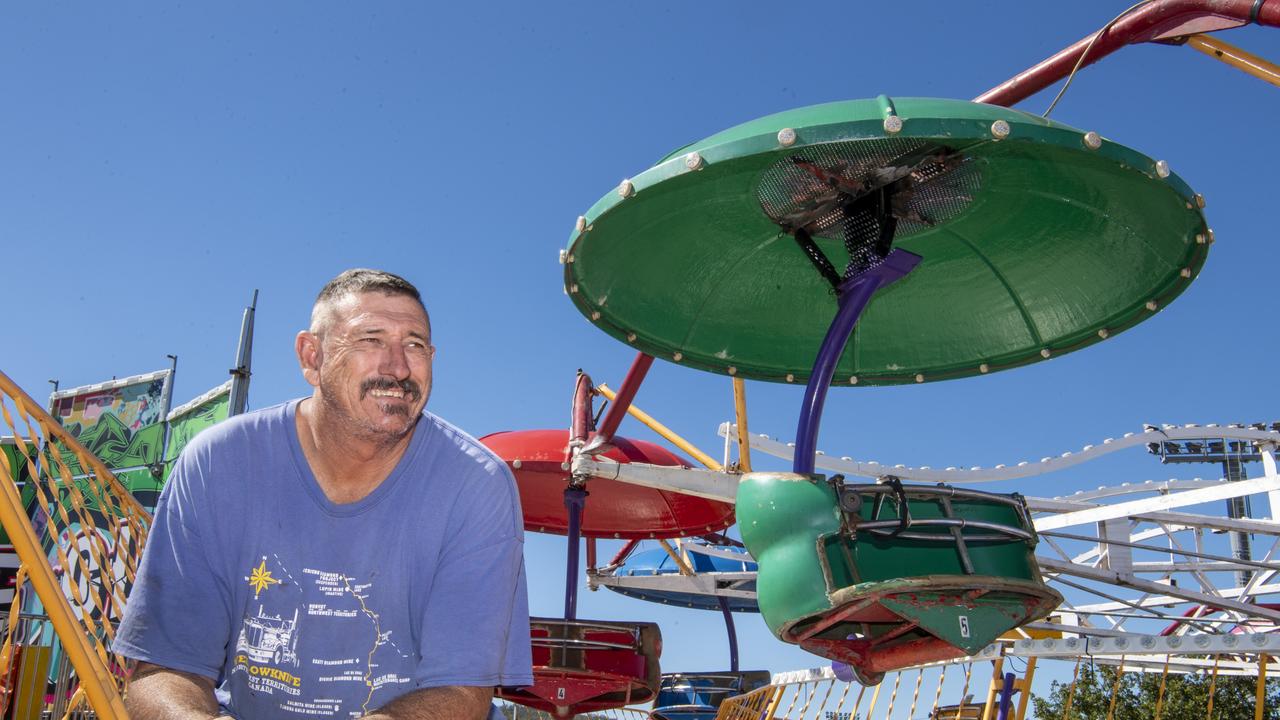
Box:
360, 377, 422, 406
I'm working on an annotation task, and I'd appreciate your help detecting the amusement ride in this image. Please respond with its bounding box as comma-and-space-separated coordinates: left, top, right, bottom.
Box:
1, 2, 1279, 719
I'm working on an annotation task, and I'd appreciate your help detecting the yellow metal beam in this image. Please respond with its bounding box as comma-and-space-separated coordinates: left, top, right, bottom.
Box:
981, 657, 1004, 720
596, 384, 723, 470
1186, 34, 1280, 88
657, 539, 694, 576
1153, 655, 1171, 720
1258, 654, 1270, 720
0, 374, 129, 719
1013, 656, 1036, 720
732, 378, 752, 473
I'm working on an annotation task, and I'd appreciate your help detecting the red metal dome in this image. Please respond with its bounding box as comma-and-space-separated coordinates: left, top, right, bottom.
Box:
480, 429, 735, 539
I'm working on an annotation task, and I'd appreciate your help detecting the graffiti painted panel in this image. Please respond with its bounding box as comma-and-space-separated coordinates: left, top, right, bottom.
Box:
164, 380, 232, 468
48, 370, 171, 475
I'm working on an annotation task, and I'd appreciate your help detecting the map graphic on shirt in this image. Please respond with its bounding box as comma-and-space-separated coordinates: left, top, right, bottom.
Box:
231, 554, 413, 717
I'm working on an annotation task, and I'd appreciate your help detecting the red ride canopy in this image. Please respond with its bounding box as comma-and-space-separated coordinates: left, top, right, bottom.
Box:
480, 429, 735, 539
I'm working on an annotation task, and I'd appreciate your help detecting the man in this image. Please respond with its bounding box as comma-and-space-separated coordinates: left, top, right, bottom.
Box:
116, 269, 532, 719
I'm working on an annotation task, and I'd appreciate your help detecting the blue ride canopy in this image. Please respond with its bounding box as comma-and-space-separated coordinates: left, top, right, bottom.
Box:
650, 671, 772, 720
605, 544, 759, 613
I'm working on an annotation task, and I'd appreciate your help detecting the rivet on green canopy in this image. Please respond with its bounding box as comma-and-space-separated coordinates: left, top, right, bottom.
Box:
564, 96, 1209, 386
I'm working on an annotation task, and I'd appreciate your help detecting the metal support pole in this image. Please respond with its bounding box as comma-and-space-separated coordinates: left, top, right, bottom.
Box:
732, 377, 752, 473
228, 289, 259, 416
1185, 33, 1280, 87
608, 538, 640, 568
595, 352, 654, 444
563, 487, 587, 621
982, 657, 1005, 720
1257, 654, 1270, 720
1224, 456, 1255, 588
594, 384, 722, 470
793, 250, 920, 475
995, 672, 1016, 720
717, 595, 740, 673
1013, 657, 1037, 720
975, 0, 1280, 107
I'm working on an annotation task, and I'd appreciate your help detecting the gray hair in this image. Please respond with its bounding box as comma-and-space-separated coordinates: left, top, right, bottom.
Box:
310, 268, 427, 334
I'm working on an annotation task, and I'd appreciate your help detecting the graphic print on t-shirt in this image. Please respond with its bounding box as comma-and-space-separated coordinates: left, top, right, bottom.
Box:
231, 554, 414, 718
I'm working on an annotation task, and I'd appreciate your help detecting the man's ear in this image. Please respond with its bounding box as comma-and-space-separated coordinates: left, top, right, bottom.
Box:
296, 331, 323, 388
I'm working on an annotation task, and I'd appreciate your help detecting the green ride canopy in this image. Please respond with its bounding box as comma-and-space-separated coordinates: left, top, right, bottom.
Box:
564, 96, 1209, 385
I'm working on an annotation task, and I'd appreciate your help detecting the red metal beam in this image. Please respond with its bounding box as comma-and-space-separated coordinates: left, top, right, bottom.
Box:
976, 0, 1280, 107
570, 371, 594, 448
594, 352, 655, 443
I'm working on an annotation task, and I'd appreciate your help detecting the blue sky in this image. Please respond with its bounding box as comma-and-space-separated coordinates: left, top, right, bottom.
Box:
3, 1, 1279, 698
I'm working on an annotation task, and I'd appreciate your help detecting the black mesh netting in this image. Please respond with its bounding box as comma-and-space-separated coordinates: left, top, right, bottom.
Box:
756, 138, 981, 279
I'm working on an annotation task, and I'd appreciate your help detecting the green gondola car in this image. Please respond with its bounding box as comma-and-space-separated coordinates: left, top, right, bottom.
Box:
738, 472, 1060, 685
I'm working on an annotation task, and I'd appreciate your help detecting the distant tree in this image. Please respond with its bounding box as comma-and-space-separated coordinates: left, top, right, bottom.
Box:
1030, 662, 1280, 720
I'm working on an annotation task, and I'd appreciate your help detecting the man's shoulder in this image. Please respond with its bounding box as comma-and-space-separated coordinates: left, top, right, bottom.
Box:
185, 400, 295, 454
416, 411, 511, 483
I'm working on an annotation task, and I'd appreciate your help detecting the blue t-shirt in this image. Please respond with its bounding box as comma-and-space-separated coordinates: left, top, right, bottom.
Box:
115, 400, 533, 719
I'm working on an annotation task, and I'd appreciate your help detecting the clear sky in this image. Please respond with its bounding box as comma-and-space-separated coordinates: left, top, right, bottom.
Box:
3, 0, 1278, 698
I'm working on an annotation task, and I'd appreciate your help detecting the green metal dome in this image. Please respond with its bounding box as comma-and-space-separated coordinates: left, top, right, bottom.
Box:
563, 96, 1209, 386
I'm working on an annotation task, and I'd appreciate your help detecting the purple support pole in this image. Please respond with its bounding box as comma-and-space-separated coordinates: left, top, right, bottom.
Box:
792, 250, 922, 475
563, 487, 588, 621
716, 596, 739, 673
996, 671, 1016, 720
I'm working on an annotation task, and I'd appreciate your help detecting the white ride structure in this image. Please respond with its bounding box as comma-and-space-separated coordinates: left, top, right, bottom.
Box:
585, 421, 1280, 680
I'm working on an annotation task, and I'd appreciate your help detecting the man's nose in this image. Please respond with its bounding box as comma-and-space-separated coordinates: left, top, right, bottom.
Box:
379, 343, 411, 379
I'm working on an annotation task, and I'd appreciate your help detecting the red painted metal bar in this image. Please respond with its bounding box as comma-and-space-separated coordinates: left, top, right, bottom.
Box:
975, 0, 1280, 107
609, 538, 641, 567
570, 371, 594, 450
565, 372, 595, 620
595, 352, 655, 443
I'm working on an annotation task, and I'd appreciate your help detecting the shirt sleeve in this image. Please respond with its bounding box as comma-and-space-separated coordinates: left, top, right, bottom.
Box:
413, 462, 533, 689
113, 452, 233, 680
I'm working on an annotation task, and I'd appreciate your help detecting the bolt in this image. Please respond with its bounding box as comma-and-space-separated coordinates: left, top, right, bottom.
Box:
777, 128, 797, 147
1098, 328, 1109, 339
1040, 348, 1051, 359
1146, 300, 1158, 311
575, 215, 587, 233
990, 120, 1011, 139
684, 152, 704, 170
883, 116, 903, 134
618, 179, 635, 198
1155, 160, 1170, 178
673, 352, 683, 361
1083, 131, 1102, 149
979, 363, 989, 374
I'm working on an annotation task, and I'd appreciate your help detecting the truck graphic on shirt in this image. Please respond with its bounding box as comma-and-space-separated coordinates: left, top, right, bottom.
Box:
237, 605, 300, 667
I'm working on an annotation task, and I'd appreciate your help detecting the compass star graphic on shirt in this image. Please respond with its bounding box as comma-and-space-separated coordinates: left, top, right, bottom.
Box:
247, 558, 281, 598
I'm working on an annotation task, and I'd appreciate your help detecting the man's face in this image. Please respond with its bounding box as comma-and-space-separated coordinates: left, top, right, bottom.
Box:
299, 291, 434, 443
